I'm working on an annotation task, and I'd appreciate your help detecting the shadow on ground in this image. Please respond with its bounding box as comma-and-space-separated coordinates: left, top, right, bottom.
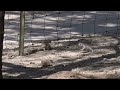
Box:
3, 41, 120, 79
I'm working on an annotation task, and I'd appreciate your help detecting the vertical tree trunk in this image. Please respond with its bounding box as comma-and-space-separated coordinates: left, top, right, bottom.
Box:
0, 11, 5, 79
19, 11, 25, 56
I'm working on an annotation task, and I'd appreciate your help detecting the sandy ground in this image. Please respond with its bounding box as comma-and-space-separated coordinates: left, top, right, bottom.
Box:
2, 35, 120, 79
2, 11, 120, 79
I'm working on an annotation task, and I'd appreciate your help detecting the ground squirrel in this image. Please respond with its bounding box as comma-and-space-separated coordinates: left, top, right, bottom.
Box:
43, 40, 52, 51
40, 60, 53, 67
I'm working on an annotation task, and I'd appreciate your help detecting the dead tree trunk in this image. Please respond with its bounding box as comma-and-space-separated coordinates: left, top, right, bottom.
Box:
0, 11, 5, 79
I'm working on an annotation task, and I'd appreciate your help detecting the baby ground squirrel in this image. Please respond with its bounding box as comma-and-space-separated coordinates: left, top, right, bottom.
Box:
41, 60, 53, 67
43, 40, 52, 51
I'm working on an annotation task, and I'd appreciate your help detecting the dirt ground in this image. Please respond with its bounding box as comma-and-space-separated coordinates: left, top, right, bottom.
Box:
2, 11, 120, 79
2, 35, 120, 79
